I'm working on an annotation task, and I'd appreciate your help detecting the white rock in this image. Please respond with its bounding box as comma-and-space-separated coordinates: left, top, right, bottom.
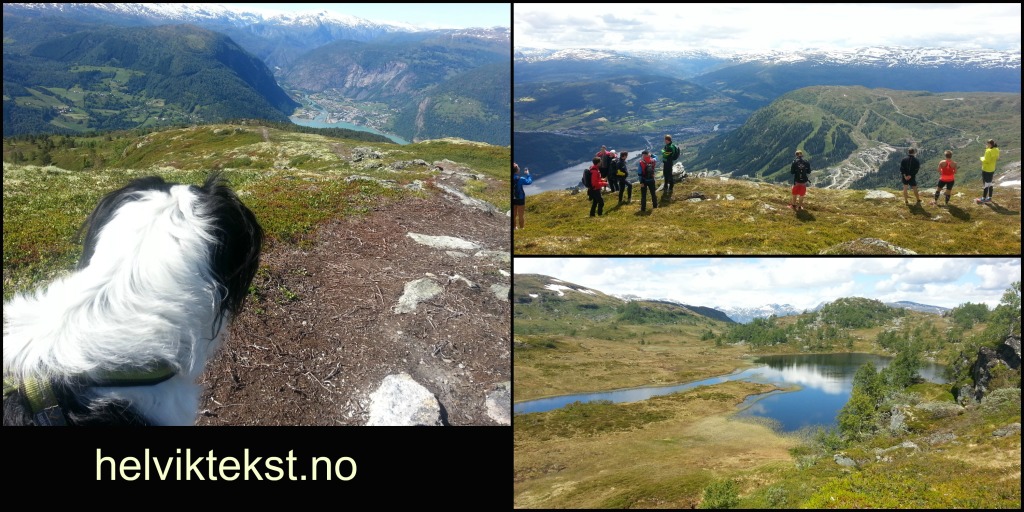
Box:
407, 232, 480, 251
366, 374, 443, 426
393, 278, 443, 313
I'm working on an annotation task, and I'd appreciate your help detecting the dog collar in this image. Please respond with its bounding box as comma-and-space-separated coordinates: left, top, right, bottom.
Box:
3, 375, 67, 425
3, 361, 177, 426
86, 361, 178, 387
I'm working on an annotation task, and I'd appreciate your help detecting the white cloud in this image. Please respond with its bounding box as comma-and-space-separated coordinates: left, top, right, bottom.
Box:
513, 257, 1018, 310
975, 260, 1022, 289
515, 3, 1022, 52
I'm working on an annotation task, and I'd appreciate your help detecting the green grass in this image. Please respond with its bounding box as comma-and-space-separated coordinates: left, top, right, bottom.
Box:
3, 123, 508, 299
514, 176, 1021, 254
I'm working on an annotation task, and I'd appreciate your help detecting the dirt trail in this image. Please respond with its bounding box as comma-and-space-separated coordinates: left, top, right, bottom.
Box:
197, 196, 510, 425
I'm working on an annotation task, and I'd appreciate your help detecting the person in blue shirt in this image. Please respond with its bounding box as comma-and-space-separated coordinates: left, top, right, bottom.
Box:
513, 162, 532, 230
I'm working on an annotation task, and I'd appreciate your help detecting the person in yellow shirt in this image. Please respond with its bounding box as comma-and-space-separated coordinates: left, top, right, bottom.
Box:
976, 139, 1000, 204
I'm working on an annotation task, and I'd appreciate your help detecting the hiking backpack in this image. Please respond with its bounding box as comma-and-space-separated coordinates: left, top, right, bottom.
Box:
582, 167, 592, 189
670, 144, 680, 161
601, 152, 614, 172
793, 160, 809, 182
639, 159, 653, 180
616, 159, 628, 177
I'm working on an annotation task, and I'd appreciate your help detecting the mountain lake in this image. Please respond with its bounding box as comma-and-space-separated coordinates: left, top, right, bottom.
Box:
513, 353, 948, 432
290, 99, 409, 145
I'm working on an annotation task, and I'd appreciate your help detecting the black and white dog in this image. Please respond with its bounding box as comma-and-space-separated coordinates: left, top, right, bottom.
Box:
3, 174, 262, 425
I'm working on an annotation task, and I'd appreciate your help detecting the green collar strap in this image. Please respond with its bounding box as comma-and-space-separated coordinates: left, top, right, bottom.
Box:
3, 361, 177, 426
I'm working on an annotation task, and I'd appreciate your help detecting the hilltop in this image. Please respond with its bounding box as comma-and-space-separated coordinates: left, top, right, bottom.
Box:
513, 172, 1021, 255
3, 123, 511, 425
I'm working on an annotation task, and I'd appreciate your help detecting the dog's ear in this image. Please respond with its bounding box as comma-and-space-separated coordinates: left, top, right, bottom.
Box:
77, 176, 174, 270
198, 172, 264, 321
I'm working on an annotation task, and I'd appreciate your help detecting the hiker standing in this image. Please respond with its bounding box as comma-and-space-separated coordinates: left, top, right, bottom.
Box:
789, 150, 811, 210
638, 150, 658, 212
512, 163, 532, 230
587, 157, 608, 217
977, 139, 1000, 203
661, 135, 680, 194
899, 148, 921, 204
615, 150, 632, 204
597, 145, 616, 193
931, 150, 957, 206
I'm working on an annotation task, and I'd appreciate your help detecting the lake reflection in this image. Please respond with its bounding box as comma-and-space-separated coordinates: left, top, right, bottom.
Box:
514, 353, 947, 432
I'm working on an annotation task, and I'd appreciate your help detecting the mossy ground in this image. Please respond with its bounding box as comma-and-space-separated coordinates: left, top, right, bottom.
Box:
3, 124, 509, 299
513, 176, 1021, 254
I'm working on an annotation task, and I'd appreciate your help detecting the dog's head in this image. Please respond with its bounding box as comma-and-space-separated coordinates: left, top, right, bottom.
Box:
3, 173, 262, 425
78, 173, 263, 334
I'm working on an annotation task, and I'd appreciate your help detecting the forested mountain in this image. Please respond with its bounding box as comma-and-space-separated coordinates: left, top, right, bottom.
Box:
513, 46, 1020, 181
513, 274, 733, 337
3, 4, 510, 145
282, 30, 510, 145
3, 23, 299, 136
685, 86, 1021, 188
513, 75, 750, 173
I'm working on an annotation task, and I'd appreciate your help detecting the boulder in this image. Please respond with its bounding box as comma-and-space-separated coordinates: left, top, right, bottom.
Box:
819, 238, 917, 255
865, 190, 897, 199
833, 454, 856, 467
992, 422, 1021, 437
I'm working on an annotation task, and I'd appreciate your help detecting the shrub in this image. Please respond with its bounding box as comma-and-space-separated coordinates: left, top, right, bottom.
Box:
700, 479, 740, 509
980, 388, 1021, 415
765, 486, 787, 508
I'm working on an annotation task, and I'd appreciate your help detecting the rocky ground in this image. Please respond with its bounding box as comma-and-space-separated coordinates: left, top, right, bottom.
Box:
196, 191, 511, 425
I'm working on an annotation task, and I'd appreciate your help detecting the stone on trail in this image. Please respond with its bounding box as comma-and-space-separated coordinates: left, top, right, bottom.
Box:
366, 373, 443, 426
394, 278, 444, 313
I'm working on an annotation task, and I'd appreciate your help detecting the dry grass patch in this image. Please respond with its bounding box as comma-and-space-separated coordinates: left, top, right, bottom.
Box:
514, 381, 798, 509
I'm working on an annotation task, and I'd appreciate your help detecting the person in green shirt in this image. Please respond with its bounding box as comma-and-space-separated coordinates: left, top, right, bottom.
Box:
661, 134, 679, 194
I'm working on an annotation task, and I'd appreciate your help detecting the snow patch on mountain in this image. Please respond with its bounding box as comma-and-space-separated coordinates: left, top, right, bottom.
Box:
516, 45, 1021, 69
717, 304, 803, 324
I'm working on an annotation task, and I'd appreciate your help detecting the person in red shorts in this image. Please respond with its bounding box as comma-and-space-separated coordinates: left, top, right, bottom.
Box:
931, 150, 958, 206
587, 157, 609, 217
789, 150, 811, 210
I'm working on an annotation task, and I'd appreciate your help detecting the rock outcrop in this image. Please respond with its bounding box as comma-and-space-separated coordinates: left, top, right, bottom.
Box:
954, 335, 1021, 404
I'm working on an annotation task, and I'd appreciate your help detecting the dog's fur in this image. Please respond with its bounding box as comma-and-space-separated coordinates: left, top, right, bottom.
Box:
3, 174, 262, 425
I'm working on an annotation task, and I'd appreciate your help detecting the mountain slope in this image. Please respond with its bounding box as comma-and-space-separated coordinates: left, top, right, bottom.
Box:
685, 86, 1021, 189
2, 3, 410, 69
514, 274, 735, 336
281, 30, 510, 145
3, 23, 299, 135
2, 122, 511, 426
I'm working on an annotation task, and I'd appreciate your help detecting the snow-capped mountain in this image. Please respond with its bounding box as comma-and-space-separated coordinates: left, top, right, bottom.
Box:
717, 304, 803, 324
516, 46, 1021, 69
884, 301, 950, 315
5, 3, 410, 31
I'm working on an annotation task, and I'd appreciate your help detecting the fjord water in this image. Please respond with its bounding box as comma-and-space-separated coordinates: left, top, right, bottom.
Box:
513, 353, 947, 432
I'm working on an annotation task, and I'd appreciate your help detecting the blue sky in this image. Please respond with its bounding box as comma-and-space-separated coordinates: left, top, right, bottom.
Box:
232, 3, 509, 29
515, 3, 1021, 52
513, 258, 1021, 310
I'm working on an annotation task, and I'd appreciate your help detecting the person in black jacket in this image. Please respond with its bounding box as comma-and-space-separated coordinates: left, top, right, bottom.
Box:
900, 148, 921, 204
614, 151, 632, 204
789, 150, 810, 210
